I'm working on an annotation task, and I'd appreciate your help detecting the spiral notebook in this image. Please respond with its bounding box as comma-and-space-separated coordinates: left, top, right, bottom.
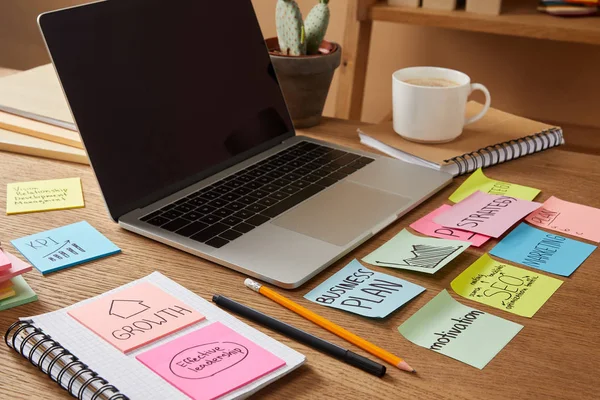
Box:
358, 102, 564, 176
4, 272, 305, 400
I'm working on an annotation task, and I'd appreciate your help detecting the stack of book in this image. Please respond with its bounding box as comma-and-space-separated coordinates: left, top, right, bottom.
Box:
0, 64, 88, 164
0, 249, 37, 311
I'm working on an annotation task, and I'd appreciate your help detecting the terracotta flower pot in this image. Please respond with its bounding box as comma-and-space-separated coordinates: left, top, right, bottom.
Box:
266, 37, 342, 129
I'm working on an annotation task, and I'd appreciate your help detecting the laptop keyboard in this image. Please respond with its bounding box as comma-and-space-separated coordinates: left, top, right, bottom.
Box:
139, 141, 374, 248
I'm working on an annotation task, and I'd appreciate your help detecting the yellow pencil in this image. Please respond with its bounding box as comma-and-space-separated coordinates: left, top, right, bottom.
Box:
244, 278, 416, 373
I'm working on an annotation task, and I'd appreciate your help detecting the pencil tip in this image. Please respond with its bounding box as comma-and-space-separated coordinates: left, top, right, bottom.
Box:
396, 360, 415, 373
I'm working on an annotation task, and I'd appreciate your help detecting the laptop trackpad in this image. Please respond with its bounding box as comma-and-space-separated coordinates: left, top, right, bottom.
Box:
272, 180, 411, 247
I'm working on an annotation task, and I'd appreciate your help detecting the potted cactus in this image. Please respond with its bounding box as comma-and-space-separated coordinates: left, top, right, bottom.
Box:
267, 0, 341, 128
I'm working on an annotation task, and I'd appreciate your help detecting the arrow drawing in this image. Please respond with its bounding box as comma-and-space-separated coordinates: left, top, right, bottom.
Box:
109, 299, 150, 319
42, 240, 70, 258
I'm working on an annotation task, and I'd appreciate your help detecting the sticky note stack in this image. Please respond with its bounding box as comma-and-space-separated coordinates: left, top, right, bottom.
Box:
0, 250, 38, 311
0, 250, 11, 272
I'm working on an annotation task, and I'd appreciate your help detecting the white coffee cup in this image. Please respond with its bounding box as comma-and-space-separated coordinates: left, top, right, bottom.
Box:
392, 67, 491, 143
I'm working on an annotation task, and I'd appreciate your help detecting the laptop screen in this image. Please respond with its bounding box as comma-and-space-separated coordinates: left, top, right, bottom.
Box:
39, 0, 294, 221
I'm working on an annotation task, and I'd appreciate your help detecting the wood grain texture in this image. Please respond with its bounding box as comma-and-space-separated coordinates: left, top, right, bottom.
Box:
2, 118, 600, 399
333, 0, 376, 120
371, 3, 600, 45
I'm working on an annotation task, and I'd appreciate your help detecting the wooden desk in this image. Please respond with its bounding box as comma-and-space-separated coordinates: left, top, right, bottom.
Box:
1, 118, 599, 399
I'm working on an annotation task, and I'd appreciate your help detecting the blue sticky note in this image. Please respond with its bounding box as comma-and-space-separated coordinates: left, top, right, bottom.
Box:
490, 223, 596, 277
304, 259, 425, 318
11, 221, 120, 274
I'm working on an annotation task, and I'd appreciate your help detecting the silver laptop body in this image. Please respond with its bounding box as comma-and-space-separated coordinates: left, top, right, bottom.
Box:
39, 0, 452, 288
120, 137, 451, 288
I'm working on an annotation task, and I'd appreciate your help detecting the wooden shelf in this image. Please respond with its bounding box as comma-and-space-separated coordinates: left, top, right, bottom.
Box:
370, 4, 600, 45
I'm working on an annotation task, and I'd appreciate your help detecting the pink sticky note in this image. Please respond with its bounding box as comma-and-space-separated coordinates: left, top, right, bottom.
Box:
137, 322, 286, 400
434, 191, 541, 238
0, 250, 11, 272
68, 282, 204, 353
410, 205, 491, 247
526, 196, 600, 242
0, 252, 33, 283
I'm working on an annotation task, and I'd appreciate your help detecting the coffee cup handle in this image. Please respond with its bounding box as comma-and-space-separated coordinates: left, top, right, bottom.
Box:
464, 83, 491, 126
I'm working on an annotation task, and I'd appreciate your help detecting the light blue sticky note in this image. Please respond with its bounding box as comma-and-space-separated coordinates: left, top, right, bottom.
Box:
304, 259, 425, 318
490, 223, 596, 277
11, 221, 120, 274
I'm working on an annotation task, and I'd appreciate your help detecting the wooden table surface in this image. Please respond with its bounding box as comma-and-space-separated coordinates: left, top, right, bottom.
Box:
1, 118, 599, 400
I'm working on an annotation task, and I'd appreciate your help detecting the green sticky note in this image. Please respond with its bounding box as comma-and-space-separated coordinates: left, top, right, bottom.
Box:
449, 168, 540, 203
362, 229, 470, 274
398, 290, 522, 369
0, 276, 37, 311
451, 254, 562, 318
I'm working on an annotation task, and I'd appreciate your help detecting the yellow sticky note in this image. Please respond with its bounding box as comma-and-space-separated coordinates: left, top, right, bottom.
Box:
449, 168, 540, 203
0, 288, 16, 300
6, 177, 84, 215
451, 254, 562, 318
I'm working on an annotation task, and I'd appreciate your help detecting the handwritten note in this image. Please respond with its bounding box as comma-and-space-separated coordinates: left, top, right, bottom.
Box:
398, 290, 522, 369
0, 252, 33, 283
69, 282, 205, 353
304, 259, 425, 318
0, 276, 37, 311
449, 168, 540, 203
410, 205, 490, 247
137, 322, 286, 400
362, 229, 470, 274
11, 221, 120, 274
6, 177, 84, 215
0, 250, 11, 272
451, 254, 562, 317
490, 223, 596, 276
434, 191, 541, 238
526, 196, 600, 242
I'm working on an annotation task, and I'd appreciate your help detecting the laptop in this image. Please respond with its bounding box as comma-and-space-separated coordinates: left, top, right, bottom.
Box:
38, 0, 452, 288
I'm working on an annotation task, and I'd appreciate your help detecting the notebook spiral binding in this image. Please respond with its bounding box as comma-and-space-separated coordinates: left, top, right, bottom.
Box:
445, 127, 564, 176
5, 321, 129, 400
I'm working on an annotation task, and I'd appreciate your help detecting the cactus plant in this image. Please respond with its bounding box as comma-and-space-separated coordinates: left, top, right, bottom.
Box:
270, 0, 340, 128
276, 0, 306, 56
276, 0, 330, 56
305, 0, 330, 55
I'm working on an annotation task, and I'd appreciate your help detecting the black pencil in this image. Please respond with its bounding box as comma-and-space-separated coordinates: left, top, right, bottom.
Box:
212, 294, 386, 377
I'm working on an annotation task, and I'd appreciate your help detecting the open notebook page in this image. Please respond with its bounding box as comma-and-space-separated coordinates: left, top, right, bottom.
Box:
24, 272, 305, 399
